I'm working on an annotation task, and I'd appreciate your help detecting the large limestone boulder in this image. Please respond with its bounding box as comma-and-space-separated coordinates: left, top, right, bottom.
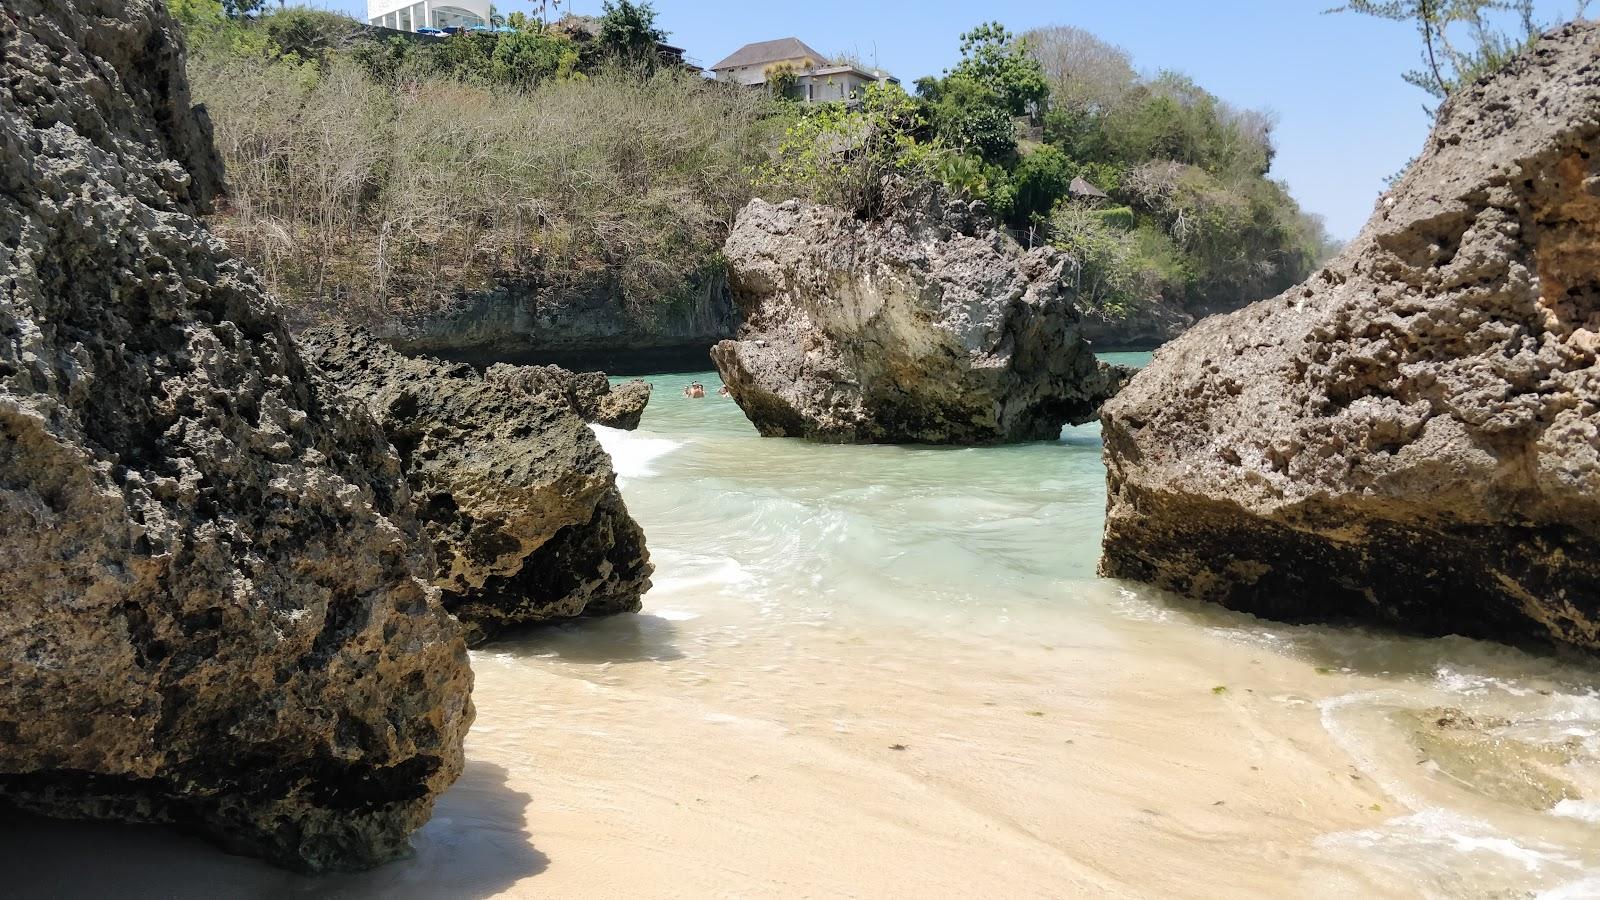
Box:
711, 194, 1125, 444
0, 0, 472, 871
1100, 23, 1600, 651
298, 327, 652, 645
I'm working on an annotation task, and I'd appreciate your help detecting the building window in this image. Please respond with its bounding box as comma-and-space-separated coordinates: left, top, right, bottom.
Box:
433, 5, 486, 29
399, 7, 412, 30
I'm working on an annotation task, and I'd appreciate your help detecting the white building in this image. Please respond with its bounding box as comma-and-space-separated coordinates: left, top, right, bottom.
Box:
709, 37, 897, 103
367, 0, 489, 31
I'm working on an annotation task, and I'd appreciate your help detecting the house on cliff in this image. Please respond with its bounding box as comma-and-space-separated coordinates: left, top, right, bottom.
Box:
710, 37, 897, 102
367, 0, 488, 31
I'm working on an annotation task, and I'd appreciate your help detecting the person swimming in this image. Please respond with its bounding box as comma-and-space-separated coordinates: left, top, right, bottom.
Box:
683, 382, 706, 399
717, 385, 731, 397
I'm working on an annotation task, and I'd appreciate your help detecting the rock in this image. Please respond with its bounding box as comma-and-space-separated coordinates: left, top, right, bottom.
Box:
485, 364, 652, 430
376, 268, 734, 372
1100, 22, 1600, 651
298, 327, 652, 644
0, 0, 472, 872
1077, 297, 1194, 350
711, 194, 1125, 444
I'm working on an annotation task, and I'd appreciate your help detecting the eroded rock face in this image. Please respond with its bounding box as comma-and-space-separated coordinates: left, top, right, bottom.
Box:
711, 194, 1125, 444
298, 327, 652, 644
0, 0, 472, 871
1100, 23, 1600, 651
485, 363, 652, 430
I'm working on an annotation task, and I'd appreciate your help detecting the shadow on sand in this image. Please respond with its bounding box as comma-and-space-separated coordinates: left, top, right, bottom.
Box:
490, 612, 685, 664
1104, 577, 1600, 691
0, 760, 544, 900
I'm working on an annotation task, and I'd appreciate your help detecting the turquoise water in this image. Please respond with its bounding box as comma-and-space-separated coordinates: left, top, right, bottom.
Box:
599, 352, 1151, 629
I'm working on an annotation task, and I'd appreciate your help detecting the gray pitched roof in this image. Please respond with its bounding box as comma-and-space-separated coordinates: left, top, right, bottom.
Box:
1069, 176, 1110, 200
710, 37, 828, 71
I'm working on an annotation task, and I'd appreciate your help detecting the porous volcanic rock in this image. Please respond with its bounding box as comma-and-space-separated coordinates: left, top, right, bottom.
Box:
0, 0, 472, 871
298, 327, 652, 644
710, 194, 1126, 444
1100, 22, 1600, 651
485, 363, 652, 430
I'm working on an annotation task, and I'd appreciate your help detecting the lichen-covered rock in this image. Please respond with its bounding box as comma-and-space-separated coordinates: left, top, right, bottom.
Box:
298, 327, 652, 644
485, 363, 652, 430
0, 0, 472, 871
710, 194, 1125, 444
1100, 23, 1600, 651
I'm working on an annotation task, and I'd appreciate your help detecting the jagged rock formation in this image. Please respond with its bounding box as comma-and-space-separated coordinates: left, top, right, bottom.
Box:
1100, 22, 1600, 651
710, 195, 1126, 444
298, 327, 652, 644
0, 0, 472, 871
485, 363, 652, 430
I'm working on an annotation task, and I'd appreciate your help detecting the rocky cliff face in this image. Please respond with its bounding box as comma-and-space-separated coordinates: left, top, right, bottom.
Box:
298, 327, 652, 645
711, 194, 1126, 444
1077, 298, 1192, 350
0, 0, 472, 871
1100, 23, 1600, 651
379, 269, 734, 371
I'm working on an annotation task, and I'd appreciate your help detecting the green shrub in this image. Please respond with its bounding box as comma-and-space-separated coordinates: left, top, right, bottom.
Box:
758, 84, 945, 220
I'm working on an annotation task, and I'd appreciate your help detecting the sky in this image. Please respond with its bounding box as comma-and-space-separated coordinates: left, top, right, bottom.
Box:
328, 0, 1589, 239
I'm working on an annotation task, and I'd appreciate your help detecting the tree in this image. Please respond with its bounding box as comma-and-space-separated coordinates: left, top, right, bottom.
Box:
1328, 1, 1591, 111
765, 63, 801, 101
1024, 26, 1137, 115
596, 0, 667, 67
492, 28, 580, 85
946, 22, 1048, 116
222, 0, 264, 17
1004, 145, 1075, 228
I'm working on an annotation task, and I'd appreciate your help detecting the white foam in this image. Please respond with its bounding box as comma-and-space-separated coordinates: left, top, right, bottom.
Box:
1540, 876, 1600, 899
1319, 808, 1584, 875
589, 424, 683, 481
1551, 800, 1600, 825
650, 608, 701, 622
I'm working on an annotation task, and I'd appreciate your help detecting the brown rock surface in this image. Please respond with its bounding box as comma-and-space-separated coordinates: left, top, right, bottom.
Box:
0, 0, 472, 871
711, 194, 1125, 444
485, 363, 653, 430
299, 326, 652, 644
1100, 23, 1600, 651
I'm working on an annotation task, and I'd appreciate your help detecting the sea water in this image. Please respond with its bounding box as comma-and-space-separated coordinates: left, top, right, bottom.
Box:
4, 354, 1598, 898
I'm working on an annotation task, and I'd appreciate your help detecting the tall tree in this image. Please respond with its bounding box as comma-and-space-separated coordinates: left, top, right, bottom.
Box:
946, 22, 1048, 116
596, 0, 667, 67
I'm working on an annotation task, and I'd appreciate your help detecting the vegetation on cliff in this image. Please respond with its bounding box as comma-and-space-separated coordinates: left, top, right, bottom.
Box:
762, 23, 1335, 322
175, 1, 776, 326
179, 4, 1331, 335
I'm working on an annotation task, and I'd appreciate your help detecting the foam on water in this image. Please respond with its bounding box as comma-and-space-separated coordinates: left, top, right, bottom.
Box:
589, 423, 683, 482
1318, 808, 1587, 890
1551, 800, 1600, 824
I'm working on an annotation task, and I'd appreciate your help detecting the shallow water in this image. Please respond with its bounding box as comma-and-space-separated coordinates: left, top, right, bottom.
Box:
5, 354, 1599, 898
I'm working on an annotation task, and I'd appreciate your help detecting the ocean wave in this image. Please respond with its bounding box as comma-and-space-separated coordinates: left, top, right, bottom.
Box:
590, 424, 684, 481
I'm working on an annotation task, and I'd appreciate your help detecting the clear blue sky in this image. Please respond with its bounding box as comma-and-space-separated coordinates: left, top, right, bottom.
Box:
323, 0, 1586, 239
